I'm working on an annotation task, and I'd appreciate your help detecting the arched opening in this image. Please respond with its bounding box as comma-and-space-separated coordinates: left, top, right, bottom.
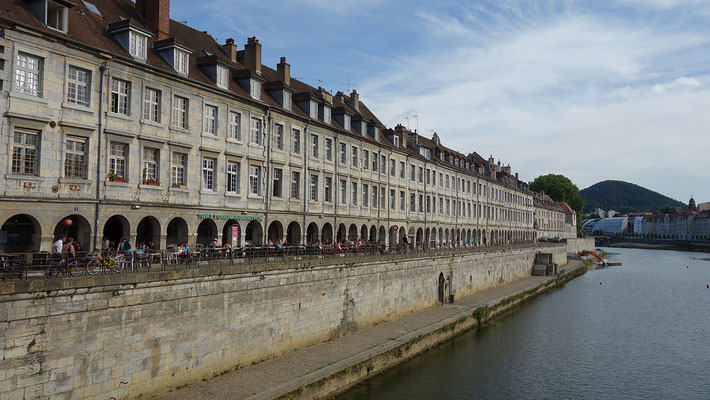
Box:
245, 220, 263, 246
1, 214, 40, 253
361, 225, 368, 241
416, 228, 423, 247
438, 228, 443, 246
337, 223, 347, 242
197, 219, 218, 247
53, 215, 91, 251
136, 216, 160, 250
378, 226, 386, 244
348, 224, 358, 241
444, 228, 449, 246
103, 215, 129, 248
399, 226, 407, 244
425, 228, 431, 248
370, 225, 377, 242
222, 220, 240, 247
389, 226, 398, 247
456, 229, 461, 246
166, 218, 188, 247
306, 222, 319, 244
431, 228, 438, 248
321, 223, 333, 244
451, 229, 455, 245
438, 272, 445, 304
467, 229, 472, 246
286, 221, 301, 245
267, 220, 284, 244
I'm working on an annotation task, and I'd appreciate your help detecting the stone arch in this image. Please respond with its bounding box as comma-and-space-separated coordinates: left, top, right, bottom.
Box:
267, 220, 284, 244
416, 227, 423, 247
425, 227, 431, 248
1, 214, 41, 253
136, 216, 161, 250
438, 228, 443, 246
53, 214, 91, 251
306, 222, 319, 244
286, 221, 301, 245
370, 225, 377, 242
378, 226, 386, 243
222, 220, 241, 247
166, 218, 188, 247
321, 223, 333, 244
430, 227, 438, 247
348, 224, 359, 241
444, 228, 449, 245
197, 219, 218, 247
103, 215, 130, 247
337, 223, 347, 242
361, 224, 368, 241
245, 220, 263, 246
399, 226, 407, 244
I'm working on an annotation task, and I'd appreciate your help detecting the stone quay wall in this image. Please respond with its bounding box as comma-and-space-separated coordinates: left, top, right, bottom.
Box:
0, 244, 566, 400
565, 237, 596, 254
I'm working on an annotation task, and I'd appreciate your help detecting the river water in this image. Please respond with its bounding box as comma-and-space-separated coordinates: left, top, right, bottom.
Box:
338, 247, 710, 400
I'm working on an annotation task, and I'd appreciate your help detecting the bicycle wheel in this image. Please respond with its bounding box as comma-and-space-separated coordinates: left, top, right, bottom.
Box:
68, 260, 83, 277
86, 260, 102, 276
110, 259, 125, 273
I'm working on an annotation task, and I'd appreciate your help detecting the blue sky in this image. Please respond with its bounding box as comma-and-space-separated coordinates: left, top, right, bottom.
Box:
172, 0, 710, 205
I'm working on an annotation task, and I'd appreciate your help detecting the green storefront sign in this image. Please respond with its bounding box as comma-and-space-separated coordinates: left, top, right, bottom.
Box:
197, 213, 262, 221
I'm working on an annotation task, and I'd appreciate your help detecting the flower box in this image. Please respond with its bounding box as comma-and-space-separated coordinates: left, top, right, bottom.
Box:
144, 180, 160, 186
109, 176, 126, 183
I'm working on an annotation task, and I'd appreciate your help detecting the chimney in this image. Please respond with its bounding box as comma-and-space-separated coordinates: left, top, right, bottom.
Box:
277, 57, 290, 86
244, 36, 262, 75
223, 38, 237, 63
350, 89, 359, 111
515, 172, 519, 180
136, 0, 170, 41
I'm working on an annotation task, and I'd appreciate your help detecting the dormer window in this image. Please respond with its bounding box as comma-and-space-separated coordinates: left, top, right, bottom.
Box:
47, 0, 68, 32
309, 100, 318, 119
175, 50, 189, 75
283, 91, 292, 110
344, 114, 351, 131
250, 79, 261, 99
129, 31, 148, 61
324, 106, 331, 124
216, 65, 229, 89
393, 136, 400, 148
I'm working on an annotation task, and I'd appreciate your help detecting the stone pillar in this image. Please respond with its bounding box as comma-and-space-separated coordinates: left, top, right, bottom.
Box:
159, 233, 167, 251
40, 234, 54, 253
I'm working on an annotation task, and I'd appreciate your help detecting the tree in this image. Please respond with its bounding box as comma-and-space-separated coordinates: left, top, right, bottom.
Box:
659, 206, 678, 214
530, 174, 586, 235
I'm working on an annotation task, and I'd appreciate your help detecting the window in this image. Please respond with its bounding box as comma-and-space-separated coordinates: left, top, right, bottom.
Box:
309, 100, 318, 119
410, 165, 416, 181
202, 158, 215, 190
325, 138, 332, 161
363, 150, 369, 170
273, 168, 283, 197
390, 189, 395, 210
418, 194, 423, 212
393, 136, 400, 148
324, 177, 333, 202
143, 88, 161, 123
216, 65, 229, 89
174, 50, 189, 75
440, 172, 444, 187
400, 161, 405, 179
340, 143, 347, 164
390, 159, 395, 176
47, 1, 68, 32
311, 134, 319, 158
410, 193, 416, 212
228, 112, 241, 140
67, 66, 90, 107
291, 171, 300, 199
227, 161, 241, 193
283, 91, 292, 110
426, 196, 431, 214
274, 124, 284, 150
11, 129, 39, 175
15, 53, 43, 97
110, 78, 130, 114
171, 153, 186, 187
351, 182, 358, 205
381, 155, 386, 173
340, 179, 347, 204
292, 129, 301, 154
372, 185, 378, 208
143, 148, 158, 182
446, 175, 450, 189
432, 171, 436, 186
447, 199, 451, 215
418, 167, 423, 183
426, 169, 431, 185
64, 137, 87, 179
204, 105, 218, 135
250, 79, 261, 99
250, 117, 262, 145
363, 184, 369, 207
310, 175, 318, 201
249, 165, 262, 195
129, 31, 147, 60
324, 106, 331, 123
439, 198, 444, 214
400, 191, 405, 211
344, 114, 351, 131
172, 95, 188, 128
108, 142, 126, 179
372, 152, 378, 171
352, 147, 358, 167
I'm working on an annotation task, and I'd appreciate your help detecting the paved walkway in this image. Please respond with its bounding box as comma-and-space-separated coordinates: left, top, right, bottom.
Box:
157, 262, 581, 400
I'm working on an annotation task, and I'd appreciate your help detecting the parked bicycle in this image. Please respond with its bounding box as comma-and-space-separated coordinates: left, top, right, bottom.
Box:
45, 255, 83, 277
86, 253, 125, 275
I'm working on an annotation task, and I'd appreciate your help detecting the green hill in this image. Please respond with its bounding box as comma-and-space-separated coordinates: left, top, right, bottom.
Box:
580, 180, 684, 214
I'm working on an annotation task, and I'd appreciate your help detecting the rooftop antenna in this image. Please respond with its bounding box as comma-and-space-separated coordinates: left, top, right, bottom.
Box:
313, 79, 323, 84
412, 114, 419, 132
340, 76, 358, 92
405, 116, 410, 130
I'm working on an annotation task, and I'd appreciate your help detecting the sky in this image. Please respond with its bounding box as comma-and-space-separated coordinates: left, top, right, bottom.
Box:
171, 0, 710, 204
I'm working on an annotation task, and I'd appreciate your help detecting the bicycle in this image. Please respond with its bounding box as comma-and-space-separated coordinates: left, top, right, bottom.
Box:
45, 255, 82, 277
86, 253, 125, 275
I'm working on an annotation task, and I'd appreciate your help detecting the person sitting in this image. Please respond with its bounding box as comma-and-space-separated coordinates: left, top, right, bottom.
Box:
117, 238, 132, 257
61, 237, 76, 260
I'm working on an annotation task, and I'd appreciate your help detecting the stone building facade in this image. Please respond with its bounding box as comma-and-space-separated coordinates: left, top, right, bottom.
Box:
0, 0, 536, 253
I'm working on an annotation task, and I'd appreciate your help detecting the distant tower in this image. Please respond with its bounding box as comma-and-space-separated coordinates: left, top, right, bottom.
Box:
688, 196, 698, 212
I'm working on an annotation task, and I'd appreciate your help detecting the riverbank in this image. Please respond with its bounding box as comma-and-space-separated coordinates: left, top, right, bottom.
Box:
156, 260, 587, 400
597, 237, 710, 253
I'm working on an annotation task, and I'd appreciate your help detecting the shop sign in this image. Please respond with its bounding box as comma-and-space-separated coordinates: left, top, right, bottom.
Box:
197, 213, 262, 221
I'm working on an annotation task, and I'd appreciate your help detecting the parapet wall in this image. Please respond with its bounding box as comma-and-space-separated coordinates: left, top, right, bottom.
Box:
565, 237, 596, 254
0, 244, 565, 399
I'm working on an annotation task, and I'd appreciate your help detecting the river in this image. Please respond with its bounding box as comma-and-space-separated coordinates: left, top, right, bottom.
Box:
338, 247, 710, 400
